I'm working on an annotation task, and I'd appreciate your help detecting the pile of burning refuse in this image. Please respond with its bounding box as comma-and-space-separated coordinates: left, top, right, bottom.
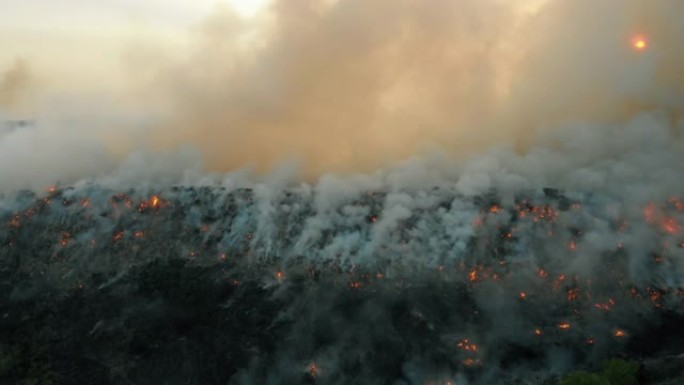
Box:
1, 184, 683, 384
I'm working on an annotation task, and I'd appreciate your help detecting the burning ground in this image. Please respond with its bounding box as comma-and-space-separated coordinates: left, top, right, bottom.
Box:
1, 148, 683, 384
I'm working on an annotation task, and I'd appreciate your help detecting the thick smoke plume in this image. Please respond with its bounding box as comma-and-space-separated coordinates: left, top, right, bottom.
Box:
1, 0, 683, 186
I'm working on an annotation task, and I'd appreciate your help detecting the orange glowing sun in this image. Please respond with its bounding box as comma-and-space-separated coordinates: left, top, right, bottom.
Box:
632, 35, 648, 51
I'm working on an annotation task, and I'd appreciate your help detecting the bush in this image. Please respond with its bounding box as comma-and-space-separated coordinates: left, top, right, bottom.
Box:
559, 359, 639, 385
560, 372, 610, 385
602, 359, 639, 385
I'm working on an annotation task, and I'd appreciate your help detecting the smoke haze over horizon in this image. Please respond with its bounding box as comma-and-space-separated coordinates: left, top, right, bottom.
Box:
0, 0, 683, 190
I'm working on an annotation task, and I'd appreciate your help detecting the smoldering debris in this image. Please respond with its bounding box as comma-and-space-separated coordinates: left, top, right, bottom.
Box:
1, 180, 683, 384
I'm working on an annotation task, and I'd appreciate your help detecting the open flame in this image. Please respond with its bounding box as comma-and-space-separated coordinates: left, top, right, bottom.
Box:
457, 338, 479, 353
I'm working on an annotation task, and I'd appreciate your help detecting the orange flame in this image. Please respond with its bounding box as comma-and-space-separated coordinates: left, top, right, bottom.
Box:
462, 358, 481, 367
594, 298, 616, 311
457, 338, 479, 352
661, 218, 679, 234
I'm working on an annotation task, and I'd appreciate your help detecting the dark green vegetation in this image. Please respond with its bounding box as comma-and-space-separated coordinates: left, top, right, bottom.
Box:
560, 359, 639, 385
1, 258, 683, 385
0, 259, 280, 385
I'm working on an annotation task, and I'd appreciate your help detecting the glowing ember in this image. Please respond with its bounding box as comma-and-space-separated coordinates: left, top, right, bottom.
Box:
661, 218, 679, 234
614, 329, 627, 338
648, 288, 663, 307
670, 197, 684, 211
462, 358, 481, 367
558, 322, 571, 330
567, 288, 580, 302
469, 269, 479, 282
519, 291, 527, 300
644, 202, 657, 223
9, 215, 20, 227
151, 195, 160, 208
538, 269, 548, 278
534, 329, 543, 336
275, 271, 286, 281
308, 362, 319, 379
594, 298, 616, 311
60, 233, 71, 247
350, 281, 363, 289
457, 338, 479, 352
554, 274, 567, 289
113, 232, 125, 242
586, 337, 596, 345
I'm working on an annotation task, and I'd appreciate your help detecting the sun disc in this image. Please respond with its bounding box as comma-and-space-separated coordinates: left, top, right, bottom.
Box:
632, 35, 648, 51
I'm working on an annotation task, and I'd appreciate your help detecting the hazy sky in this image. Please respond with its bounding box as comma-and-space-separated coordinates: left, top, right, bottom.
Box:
0, 0, 269, 88
2, 0, 682, 188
